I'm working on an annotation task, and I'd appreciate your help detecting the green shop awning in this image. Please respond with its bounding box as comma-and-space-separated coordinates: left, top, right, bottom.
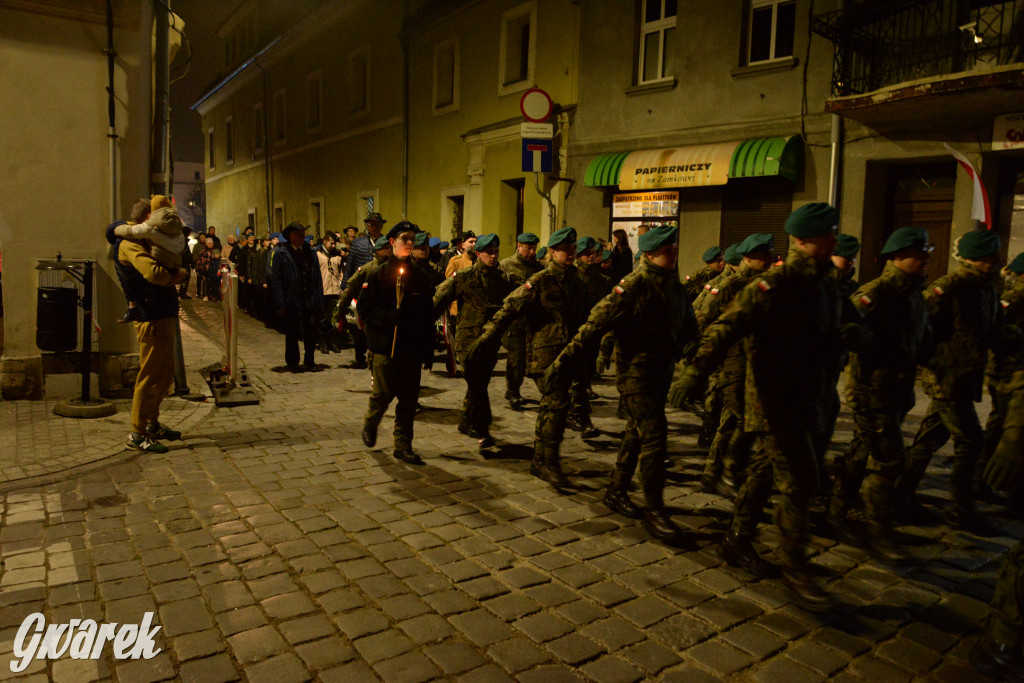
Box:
583, 135, 802, 189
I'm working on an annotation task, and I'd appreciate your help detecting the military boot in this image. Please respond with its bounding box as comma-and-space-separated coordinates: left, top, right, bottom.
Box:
534, 443, 570, 490
867, 533, 911, 566
719, 532, 778, 578
641, 485, 688, 546
603, 468, 642, 519
969, 633, 1024, 682
781, 566, 833, 613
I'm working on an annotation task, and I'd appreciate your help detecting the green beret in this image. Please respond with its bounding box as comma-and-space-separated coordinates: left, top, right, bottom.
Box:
475, 233, 500, 251
638, 224, 677, 253
785, 203, 839, 238
702, 246, 723, 263
723, 244, 742, 265
958, 230, 1001, 260
576, 236, 599, 253
833, 234, 861, 258
1008, 252, 1024, 275
736, 233, 774, 256
880, 226, 929, 257
373, 235, 391, 250
536, 246, 548, 260
601, 249, 612, 262
517, 232, 540, 245
413, 232, 430, 247
548, 227, 577, 248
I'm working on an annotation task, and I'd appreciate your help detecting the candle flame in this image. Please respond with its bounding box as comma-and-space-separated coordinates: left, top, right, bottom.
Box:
399, 268, 404, 274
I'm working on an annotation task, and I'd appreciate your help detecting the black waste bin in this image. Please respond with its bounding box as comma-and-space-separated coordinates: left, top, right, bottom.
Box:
37, 286, 78, 352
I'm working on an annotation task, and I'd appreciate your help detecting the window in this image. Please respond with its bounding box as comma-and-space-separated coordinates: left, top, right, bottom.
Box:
498, 2, 536, 95
358, 190, 378, 223
274, 202, 285, 232
225, 116, 234, 165
207, 127, 215, 171
272, 89, 286, 144
253, 102, 265, 155
349, 46, 369, 115
638, 0, 676, 84
747, 0, 796, 64
433, 37, 460, 114
309, 197, 324, 238
306, 70, 322, 132
194, 171, 200, 180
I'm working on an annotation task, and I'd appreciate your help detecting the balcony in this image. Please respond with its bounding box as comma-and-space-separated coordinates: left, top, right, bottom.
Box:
812, 0, 1024, 126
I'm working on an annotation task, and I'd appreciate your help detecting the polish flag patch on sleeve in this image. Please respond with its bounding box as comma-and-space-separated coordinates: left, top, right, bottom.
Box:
685, 275, 692, 281
614, 285, 625, 295
710, 288, 719, 296
1002, 300, 1010, 308
704, 284, 712, 291
524, 282, 532, 290
933, 286, 944, 296
757, 280, 771, 292
860, 295, 873, 306
362, 282, 368, 288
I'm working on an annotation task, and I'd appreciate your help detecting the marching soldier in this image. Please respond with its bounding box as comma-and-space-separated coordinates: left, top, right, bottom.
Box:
697, 233, 775, 497
683, 246, 726, 300
829, 234, 861, 298
827, 227, 932, 561
569, 235, 612, 438
896, 230, 1002, 530
548, 225, 699, 544
434, 233, 516, 448
669, 203, 868, 611
466, 227, 587, 488
412, 231, 445, 287
499, 233, 543, 408
357, 222, 436, 465
339, 236, 392, 369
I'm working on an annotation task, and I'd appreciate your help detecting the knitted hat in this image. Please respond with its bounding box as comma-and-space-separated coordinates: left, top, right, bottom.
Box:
784, 203, 839, 238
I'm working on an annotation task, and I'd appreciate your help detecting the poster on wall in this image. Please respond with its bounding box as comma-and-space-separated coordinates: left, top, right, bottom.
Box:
611, 191, 679, 254
993, 112, 1024, 151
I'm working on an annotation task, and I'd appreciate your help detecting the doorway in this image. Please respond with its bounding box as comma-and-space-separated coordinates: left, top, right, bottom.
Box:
501, 178, 526, 238
885, 163, 956, 285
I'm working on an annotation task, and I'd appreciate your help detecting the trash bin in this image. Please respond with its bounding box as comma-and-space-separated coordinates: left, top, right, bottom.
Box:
37, 286, 78, 352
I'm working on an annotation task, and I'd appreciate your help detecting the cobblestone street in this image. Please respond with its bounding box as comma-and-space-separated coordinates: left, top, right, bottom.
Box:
0, 299, 1016, 682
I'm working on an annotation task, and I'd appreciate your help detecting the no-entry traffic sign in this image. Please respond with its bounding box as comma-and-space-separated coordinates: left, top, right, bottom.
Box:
520, 88, 553, 123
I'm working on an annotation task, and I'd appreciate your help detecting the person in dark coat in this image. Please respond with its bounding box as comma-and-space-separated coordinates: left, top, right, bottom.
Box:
270, 222, 325, 371
343, 212, 386, 285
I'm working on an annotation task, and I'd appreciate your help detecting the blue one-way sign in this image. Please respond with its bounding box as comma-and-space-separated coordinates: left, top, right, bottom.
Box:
522, 138, 552, 173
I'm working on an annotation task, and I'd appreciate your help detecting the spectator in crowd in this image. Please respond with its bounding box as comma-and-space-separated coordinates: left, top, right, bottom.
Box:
270, 222, 325, 371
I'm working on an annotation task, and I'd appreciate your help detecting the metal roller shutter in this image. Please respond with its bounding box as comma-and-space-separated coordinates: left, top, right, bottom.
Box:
719, 180, 793, 255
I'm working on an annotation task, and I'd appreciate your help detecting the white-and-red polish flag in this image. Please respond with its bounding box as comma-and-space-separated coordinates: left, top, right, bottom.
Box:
944, 143, 992, 227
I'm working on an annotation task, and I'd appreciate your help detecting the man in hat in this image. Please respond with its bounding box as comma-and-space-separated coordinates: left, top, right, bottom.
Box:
499, 232, 543, 409
357, 221, 436, 465
411, 232, 444, 288
829, 234, 861, 298
827, 226, 932, 561
568, 235, 612, 438
669, 203, 869, 611
338, 235, 392, 369
344, 212, 387, 285
697, 233, 775, 498
683, 246, 726, 300
444, 232, 478, 277
896, 230, 1003, 529
466, 227, 588, 488
270, 222, 325, 371
547, 225, 699, 544
434, 233, 516, 447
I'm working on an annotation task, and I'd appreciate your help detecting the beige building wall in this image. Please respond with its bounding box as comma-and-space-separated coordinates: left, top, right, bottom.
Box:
0, 4, 152, 398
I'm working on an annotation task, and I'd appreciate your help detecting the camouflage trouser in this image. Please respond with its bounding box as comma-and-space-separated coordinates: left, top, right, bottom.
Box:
983, 384, 1024, 466
700, 374, 724, 446
730, 427, 820, 567
532, 373, 573, 460
899, 397, 983, 508
829, 407, 906, 533
570, 347, 600, 420
812, 386, 841, 493
703, 376, 754, 485
365, 354, 421, 451
597, 332, 615, 371
988, 540, 1024, 650
461, 351, 498, 435
612, 389, 671, 507
502, 327, 527, 397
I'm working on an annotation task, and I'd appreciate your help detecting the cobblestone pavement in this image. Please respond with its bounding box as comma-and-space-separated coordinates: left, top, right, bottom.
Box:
0, 299, 1015, 682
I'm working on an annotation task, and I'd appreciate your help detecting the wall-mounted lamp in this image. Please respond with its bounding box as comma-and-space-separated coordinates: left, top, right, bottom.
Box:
959, 21, 983, 44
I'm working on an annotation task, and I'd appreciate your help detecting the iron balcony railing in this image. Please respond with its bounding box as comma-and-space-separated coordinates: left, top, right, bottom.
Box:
812, 0, 1024, 97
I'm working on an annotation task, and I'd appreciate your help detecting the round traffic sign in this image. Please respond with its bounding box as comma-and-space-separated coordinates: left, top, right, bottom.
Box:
520, 88, 553, 123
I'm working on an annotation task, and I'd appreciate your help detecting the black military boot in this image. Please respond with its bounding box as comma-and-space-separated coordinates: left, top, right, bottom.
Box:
578, 415, 599, 440
534, 444, 570, 490
719, 532, 778, 578
867, 534, 911, 566
781, 566, 833, 613
969, 633, 1024, 681
603, 469, 642, 519
641, 485, 688, 546
506, 390, 526, 410
362, 422, 377, 448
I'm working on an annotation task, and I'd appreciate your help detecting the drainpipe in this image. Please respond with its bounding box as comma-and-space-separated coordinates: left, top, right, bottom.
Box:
401, 0, 410, 218
151, 0, 171, 196
105, 0, 118, 224
256, 60, 273, 234
827, 0, 844, 209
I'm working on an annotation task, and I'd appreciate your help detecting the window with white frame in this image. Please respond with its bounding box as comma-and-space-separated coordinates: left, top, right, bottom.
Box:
225, 116, 234, 165
747, 0, 796, 64
498, 2, 536, 94
638, 0, 677, 84
306, 70, 322, 132
207, 127, 215, 170
433, 37, 459, 114
253, 102, 265, 156
349, 46, 369, 115
272, 88, 286, 144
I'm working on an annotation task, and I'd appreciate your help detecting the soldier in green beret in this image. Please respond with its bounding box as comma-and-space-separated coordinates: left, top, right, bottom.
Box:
829, 234, 861, 298
697, 233, 775, 498
411, 230, 445, 288
466, 227, 588, 488
827, 226, 932, 561
569, 235, 613, 438
499, 232, 543, 409
547, 225, 699, 544
669, 202, 869, 611
336, 235, 392, 369
682, 246, 726, 300
434, 233, 517, 448
896, 229, 1003, 530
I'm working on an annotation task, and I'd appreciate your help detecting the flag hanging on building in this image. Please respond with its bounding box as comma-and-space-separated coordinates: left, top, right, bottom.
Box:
944, 143, 992, 227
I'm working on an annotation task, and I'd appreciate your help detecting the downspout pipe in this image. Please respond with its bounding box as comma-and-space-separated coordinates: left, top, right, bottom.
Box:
151, 0, 171, 196
401, 0, 410, 218
827, 0, 844, 209
255, 60, 273, 235
105, 0, 118, 224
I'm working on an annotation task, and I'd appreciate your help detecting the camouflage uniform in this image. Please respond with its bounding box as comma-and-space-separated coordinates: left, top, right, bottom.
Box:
473, 260, 587, 474
691, 265, 738, 448
829, 261, 930, 536
433, 260, 516, 435
556, 258, 697, 510
570, 260, 613, 424
694, 263, 762, 490
336, 255, 387, 366
499, 252, 543, 400
897, 262, 1001, 515
682, 263, 721, 301
985, 541, 1024, 658
414, 254, 445, 289
689, 247, 859, 568
982, 276, 1024, 503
